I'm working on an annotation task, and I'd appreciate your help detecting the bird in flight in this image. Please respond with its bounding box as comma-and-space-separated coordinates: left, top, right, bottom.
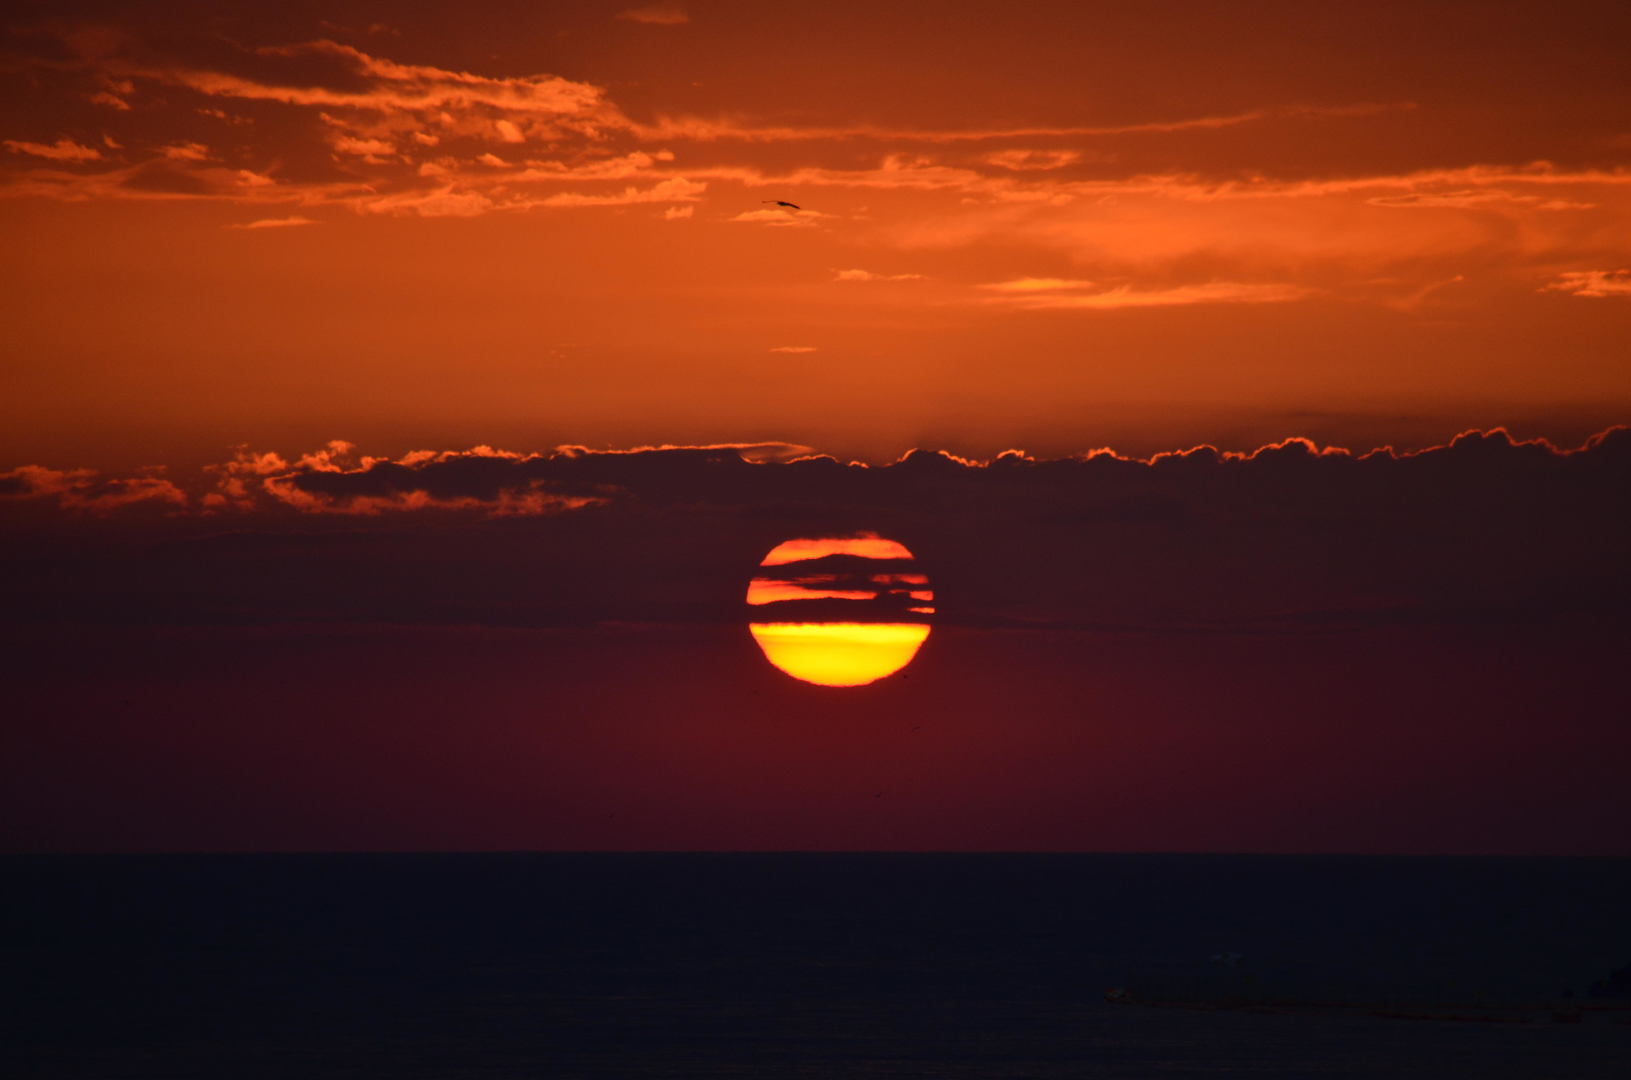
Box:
762, 200, 802, 210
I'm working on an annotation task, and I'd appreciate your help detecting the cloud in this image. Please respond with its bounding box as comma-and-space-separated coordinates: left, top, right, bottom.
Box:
984, 149, 1082, 171
201, 441, 602, 515
833, 269, 926, 282
618, 4, 690, 25
0, 465, 185, 513
769, 346, 818, 353
228, 216, 318, 229
1542, 269, 1631, 298
508, 151, 677, 183
65, 474, 188, 512
2, 21, 1615, 297
0, 22, 1622, 301
979, 277, 1096, 292
4, 428, 1627, 635
832, 160, 1631, 278
3, 138, 103, 162
663, 205, 694, 219
331, 135, 395, 158
149, 39, 610, 119
730, 208, 824, 227
0, 157, 338, 206
0, 465, 93, 499
161, 142, 211, 162
186, 440, 826, 515
0, 32, 676, 219
635, 103, 1411, 144
536, 177, 706, 207
549, 441, 816, 463
979, 280, 1313, 310
357, 186, 495, 217
1367, 189, 1595, 211
275, 480, 603, 517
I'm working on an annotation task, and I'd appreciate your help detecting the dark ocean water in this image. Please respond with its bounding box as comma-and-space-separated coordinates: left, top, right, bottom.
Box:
3, 854, 1628, 1078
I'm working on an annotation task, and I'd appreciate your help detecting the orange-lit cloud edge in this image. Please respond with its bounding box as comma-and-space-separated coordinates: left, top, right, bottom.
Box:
2, 426, 1624, 517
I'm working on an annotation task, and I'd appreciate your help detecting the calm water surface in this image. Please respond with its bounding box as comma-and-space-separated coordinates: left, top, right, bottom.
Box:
4, 854, 1629, 1078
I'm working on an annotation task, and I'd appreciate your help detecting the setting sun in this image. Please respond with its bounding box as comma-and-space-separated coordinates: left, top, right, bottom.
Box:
746, 533, 932, 686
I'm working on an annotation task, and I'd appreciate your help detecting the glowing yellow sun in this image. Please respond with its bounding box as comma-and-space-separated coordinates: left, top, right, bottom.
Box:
746, 534, 932, 687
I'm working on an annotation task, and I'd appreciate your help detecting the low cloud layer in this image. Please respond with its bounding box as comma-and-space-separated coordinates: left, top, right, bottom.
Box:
3, 428, 1625, 635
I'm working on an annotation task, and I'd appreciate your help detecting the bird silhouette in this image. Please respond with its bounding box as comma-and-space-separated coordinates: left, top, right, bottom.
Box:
762, 200, 802, 210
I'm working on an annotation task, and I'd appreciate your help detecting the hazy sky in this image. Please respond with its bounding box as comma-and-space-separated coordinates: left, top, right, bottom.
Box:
4, 0, 1629, 468
3, 3, 1627, 854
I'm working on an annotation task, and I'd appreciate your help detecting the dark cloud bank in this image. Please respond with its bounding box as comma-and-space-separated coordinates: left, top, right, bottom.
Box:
3, 428, 1627, 632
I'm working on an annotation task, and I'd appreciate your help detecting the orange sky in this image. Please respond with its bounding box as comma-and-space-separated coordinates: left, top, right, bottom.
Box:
4, 0, 1630, 470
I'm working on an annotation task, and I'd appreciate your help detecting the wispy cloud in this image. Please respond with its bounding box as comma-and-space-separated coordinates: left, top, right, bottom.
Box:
161, 142, 210, 162
617, 3, 690, 25
833, 268, 926, 282
0, 32, 655, 217
193, 440, 819, 514
0, 465, 186, 513
1541, 269, 1631, 298
635, 103, 1411, 144
980, 279, 1313, 310
509, 150, 676, 183
0, 20, 1621, 293
979, 277, 1097, 293
730, 207, 824, 227
769, 346, 818, 353
4, 138, 102, 162
1367, 189, 1595, 211
148, 39, 610, 119
357, 186, 496, 217
229, 216, 318, 229
983, 149, 1082, 171
536, 177, 706, 208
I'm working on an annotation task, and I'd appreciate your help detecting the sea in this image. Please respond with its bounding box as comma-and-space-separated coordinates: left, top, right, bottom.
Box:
4, 854, 1628, 1078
